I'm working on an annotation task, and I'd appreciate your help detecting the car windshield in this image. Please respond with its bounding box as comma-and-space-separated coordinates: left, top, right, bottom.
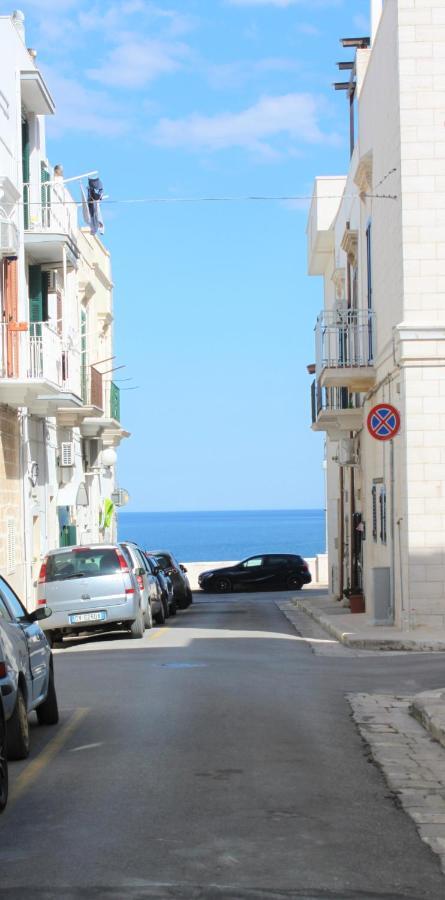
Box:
45, 548, 122, 582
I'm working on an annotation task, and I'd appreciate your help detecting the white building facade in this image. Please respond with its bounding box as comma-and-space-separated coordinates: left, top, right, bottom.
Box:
0, 11, 128, 607
308, 0, 445, 629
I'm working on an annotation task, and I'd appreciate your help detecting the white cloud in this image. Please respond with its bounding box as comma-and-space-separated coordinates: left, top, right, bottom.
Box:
150, 93, 338, 159
87, 36, 189, 88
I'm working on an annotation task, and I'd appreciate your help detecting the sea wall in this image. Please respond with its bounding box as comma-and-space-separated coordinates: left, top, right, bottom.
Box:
184, 555, 328, 591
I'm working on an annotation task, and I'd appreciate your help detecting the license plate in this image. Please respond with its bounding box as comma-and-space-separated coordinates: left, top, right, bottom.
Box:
69, 611, 107, 625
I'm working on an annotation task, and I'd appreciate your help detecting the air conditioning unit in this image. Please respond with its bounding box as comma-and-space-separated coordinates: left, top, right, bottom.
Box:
59, 441, 75, 467
338, 438, 359, 467
47, 269, 62, 293
0, 219, 19, 256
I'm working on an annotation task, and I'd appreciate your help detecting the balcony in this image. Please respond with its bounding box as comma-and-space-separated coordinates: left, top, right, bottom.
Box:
80, 381, 128, 445
24, 180, 79, 268
315, 309, 376, 390
0, 322, 82, 414
307, 176, 346, 275
311, 380, 363, 435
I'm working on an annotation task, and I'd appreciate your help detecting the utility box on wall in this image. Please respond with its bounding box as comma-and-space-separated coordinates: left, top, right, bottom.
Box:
370, 567, 391, 624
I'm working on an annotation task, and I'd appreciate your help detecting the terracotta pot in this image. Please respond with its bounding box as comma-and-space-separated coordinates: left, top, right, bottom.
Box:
349, 593, 365, 614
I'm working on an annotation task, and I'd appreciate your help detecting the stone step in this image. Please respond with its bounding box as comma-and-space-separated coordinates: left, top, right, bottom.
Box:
410, 690, 445, 751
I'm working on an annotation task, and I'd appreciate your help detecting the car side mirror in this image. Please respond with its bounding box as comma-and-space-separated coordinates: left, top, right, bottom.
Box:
29, 606, 52, 622
136, 567, 145, 577
153, 566, 160, 576
180, 564, 187, 573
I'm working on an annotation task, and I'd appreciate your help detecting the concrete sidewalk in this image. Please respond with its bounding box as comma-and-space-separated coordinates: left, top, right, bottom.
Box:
295, 587, 445, 651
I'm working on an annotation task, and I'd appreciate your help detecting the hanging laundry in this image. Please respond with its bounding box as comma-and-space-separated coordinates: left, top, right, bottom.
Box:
88, 176, 105, 236
80, 183, 91, 228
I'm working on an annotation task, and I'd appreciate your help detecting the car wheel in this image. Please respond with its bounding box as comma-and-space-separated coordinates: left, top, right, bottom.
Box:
144, 602, 153, 630
131, 607, 145, 638
0, 712, 8, 813
186, 588, 193, 605
215, 577, 231, 594
7, 687, 30, 761
169, 600, 177, 617
36, 667, 59, 726
155, 602, 166, 626
287, 575, 303, 591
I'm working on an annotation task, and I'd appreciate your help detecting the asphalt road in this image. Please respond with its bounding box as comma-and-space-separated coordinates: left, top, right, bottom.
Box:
2, 591, 445, 899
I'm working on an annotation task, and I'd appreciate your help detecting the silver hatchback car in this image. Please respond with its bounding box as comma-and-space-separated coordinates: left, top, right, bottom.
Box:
37, 544, 146, 645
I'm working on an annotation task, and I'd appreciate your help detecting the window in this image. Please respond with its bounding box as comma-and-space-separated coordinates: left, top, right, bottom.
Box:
379, 487, 387, 544
266, 556, 290, 567
242, 557, 263, 568
0, 579, 26, 621
45, 549, 123, 581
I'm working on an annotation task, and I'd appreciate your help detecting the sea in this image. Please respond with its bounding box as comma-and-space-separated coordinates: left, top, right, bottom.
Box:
117, 509, 326, 563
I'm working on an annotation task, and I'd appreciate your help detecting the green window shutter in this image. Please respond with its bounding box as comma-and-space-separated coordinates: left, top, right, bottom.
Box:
29, 265, 43, 324
41, 270, 49, 322
22, 119, 30, 230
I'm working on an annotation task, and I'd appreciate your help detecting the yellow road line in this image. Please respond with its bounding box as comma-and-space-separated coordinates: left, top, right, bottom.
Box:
148, 627, 169, 640
9, 707, 89, 805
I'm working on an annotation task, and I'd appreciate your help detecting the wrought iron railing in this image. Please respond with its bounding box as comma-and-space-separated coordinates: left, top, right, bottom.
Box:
311, 379, 359, 424
315, 309, 375, 376
23, 178, 77, 239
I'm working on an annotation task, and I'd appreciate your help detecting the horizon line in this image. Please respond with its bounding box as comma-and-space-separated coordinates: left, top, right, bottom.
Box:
118, 507, 325, 515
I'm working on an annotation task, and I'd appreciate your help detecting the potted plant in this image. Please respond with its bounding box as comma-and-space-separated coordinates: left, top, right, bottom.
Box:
345, 586, 365, 614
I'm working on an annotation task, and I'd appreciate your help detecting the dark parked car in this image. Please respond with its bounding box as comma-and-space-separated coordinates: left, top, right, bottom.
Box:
198, 554, 312, 593
147, 551, 193, 610
143, 554, 176, 617
0, 690, 8, 813
0, 575, 58, 760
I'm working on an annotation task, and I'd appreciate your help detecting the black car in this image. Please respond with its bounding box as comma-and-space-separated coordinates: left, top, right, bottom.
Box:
143, 553, 177, 617
198, 554, 312, 594
147, 551, 193, 610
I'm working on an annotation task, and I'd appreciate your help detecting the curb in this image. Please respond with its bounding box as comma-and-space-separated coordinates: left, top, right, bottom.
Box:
295, 598, 445, 652
410, 690, 445, 750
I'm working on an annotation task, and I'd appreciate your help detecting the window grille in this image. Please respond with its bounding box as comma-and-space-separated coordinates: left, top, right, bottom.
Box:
7, 519, 16, 574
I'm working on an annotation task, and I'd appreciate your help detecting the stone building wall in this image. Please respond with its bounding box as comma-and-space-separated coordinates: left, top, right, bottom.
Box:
0, 404, 24, 597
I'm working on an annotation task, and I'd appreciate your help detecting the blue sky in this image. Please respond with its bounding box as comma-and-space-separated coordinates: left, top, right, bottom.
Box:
19, 0, 368, 511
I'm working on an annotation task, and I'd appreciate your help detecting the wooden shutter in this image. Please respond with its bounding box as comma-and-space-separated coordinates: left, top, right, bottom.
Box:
4, 258, 19, 376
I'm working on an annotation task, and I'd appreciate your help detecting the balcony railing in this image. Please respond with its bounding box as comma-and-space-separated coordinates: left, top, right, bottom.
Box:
315, 309, 376, 389
311, 379, 363, 432
0, 322, 81, 395
24, 179, 78, 241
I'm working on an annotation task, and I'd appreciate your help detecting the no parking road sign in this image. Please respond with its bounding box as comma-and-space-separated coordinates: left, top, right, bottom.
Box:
367, 403, 401, 441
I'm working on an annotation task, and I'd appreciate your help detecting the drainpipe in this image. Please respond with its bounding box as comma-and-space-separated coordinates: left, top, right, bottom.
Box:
339, 466, 344, 600
389, 438, 395, 625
